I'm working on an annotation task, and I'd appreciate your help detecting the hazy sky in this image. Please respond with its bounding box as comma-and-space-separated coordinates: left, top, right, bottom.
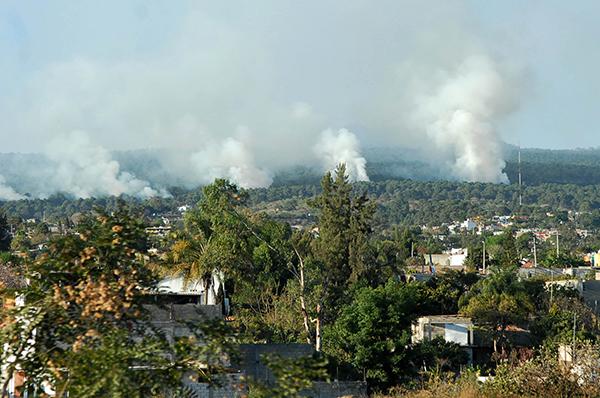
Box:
2, 0, 600, 152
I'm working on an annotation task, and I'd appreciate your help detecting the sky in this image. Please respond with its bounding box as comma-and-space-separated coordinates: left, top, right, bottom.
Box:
1, 0, 600, 155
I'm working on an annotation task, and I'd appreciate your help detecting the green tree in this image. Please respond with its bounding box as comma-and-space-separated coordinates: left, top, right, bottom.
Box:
168, 180, 304, 345
167, 179, 256, 300
411, 337, 469, 376
0, 207, 233, 397
373, 227, 417, 281
459, 267, 534, 354
463, 242, 487, 271
531, 296, 599, 347
232, 214, 299, 343
30, 221, 50, 246
310, 164, 375, 320
10, 227, 31, 255
325, 279, 430, 390
424, 270, 480, 314
0, 212, 11, 252
515, 232, 534, 261
485, 229, 520, 268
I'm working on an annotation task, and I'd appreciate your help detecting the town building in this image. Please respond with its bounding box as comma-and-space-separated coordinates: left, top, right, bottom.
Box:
422, 248, 469, 272
412, 315, 476, 363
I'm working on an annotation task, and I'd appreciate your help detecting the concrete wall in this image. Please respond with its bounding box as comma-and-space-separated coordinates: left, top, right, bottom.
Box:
182, 374, 246, 398
545, 279, 584, 295
144, 304, 223, 322
144, 303, 224, 347
171, 344, 367, 398
237, 343, 314, 384
304, 381, 367, 398
181, 374, 367, 398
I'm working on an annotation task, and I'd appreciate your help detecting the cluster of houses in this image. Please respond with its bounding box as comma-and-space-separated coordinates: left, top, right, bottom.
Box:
425, 216, 590, 242
426, 216, 513, 238
412, 268, 600, 378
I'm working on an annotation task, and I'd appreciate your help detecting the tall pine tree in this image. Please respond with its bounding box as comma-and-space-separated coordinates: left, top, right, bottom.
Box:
0, 212, 12, 252
310, 164, 375, 321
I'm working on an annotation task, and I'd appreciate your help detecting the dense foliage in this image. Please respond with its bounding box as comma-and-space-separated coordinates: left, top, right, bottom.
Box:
0, 207, 234, 397
6, 177, 600, 232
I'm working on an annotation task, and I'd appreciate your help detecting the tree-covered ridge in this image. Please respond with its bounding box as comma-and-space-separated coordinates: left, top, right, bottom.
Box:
3, 145, 600, 200
504, 161, 600, 185
5, 177, 600, 232
505, 146, 600, 167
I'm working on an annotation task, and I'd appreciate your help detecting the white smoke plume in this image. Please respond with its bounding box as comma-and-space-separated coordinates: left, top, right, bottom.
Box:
46, 131, 166, 199
0, 176, 25, 201
315, 129, 369, 182
190, 137, 272, 189
411, 55, 516, 183
0, 1, 530, 198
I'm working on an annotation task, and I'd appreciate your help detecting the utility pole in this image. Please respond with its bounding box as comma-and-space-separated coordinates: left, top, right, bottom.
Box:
572, 313, 577, 365
533, 235, 538, 267
550, 269, 554, 305
482, 240, 486, 274
518, 146, 523, 207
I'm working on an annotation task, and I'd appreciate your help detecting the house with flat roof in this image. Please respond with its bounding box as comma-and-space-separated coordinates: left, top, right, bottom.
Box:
412, 315, 475, 363
421, 248, 469, 273
412, 314, 534, 366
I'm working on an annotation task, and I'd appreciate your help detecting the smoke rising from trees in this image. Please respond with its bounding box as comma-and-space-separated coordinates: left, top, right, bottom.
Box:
0, 176, 24, 201
46, 131, 165, 198
190, 136, 273, 189
315, 129, 369, 182
412, 55, 518, 183
0, 1, 523, 199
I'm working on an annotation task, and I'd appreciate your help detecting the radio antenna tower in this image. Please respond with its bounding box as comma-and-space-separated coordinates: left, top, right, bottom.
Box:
518, 145, 523, 207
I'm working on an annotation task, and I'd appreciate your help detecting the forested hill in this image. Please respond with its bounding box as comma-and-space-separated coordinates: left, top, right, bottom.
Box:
3, 146, 600, 228
4, 179, 600, 232
2, 146, 600, 190
504, 161, 600, 185
504, 146, 600, 185
272, 146, 600, 186
505, 146, 600, 166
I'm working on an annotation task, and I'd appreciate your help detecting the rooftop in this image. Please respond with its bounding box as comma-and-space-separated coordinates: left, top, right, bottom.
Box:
416, 315, 473, 324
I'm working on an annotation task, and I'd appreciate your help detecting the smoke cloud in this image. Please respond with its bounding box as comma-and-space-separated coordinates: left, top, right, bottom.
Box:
190, 136, 272, 189
45, 131, 166, 199
411, 55, 516, 183
0, 1, 526, 199
0, 176, 25, 201
315, 129, 369, 182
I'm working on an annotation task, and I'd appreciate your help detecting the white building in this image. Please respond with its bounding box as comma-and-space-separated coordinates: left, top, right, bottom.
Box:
157, 273, 226, 306
412, 315, 475, 363
424, 248, 469, 271
461, 219, 477, 232
412, 315, 474, 346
